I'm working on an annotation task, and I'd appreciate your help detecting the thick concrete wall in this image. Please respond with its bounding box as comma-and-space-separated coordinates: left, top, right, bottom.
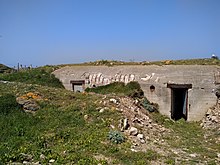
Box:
53, 65, 219, 121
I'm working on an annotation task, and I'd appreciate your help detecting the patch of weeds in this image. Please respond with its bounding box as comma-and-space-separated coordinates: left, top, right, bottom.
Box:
207, 160, 217, 165
112, 150, 159, 164
164, 158, 175, 165
0, 94, 22, 115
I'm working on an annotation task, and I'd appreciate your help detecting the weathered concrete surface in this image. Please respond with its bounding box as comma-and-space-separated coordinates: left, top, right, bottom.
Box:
53, 65, 219, 121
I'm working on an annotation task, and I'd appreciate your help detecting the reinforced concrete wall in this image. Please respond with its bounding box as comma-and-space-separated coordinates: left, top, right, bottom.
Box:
53, 65, 219, 121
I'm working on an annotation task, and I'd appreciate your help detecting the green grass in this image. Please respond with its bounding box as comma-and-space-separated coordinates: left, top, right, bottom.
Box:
151, 112, 220, 163
59, 58, 220, 67
0, 80, 162, 164
85, 81, 144, 98
0, 66, 63, 88
143, 58, 220, 66
0, 65, 220, 164
0, 64, 14, 73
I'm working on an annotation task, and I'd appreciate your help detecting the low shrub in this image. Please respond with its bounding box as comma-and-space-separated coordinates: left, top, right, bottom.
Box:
108, 130, 125, 144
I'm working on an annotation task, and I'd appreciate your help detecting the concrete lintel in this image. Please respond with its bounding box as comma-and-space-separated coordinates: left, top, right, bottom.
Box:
167, 83, 192, 89
70, 80, 85, 85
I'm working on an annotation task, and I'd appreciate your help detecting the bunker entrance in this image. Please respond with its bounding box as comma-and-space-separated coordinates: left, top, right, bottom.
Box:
167, 84, 192, 121
70, 80, 85, 92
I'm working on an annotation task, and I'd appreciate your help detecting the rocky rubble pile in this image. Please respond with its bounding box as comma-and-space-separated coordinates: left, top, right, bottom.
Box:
99, 96, 170, 153
201, 105, 220, 130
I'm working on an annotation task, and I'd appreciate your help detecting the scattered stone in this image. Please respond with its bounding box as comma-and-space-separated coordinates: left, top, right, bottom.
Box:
211, 116, 218, 122
109, 98, 119, 105
123, 118, 129, 130
202, 106, 220, 130
0, 80, 9, 84
217, 153, 220, 158
99, 108, 105, 113
145, 136, 150, 140
20, 153, 33, 161
131, 148, 138, 152
137, 134, 144, 140
140, 139, 145, 144
99, 107, 108, 113
49, 159, 55, 163
153, 140, 158, 144
119, 118, 129, 131
110, 124, 115, 129
84, 114, 89, 120
189, 153, 197, 158
129, 127, 138, 136
206, 109, 212, 116
40, 154, 45, 160
22, 161, 29, 164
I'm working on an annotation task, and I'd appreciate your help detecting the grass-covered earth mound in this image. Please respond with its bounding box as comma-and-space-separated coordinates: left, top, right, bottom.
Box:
0, 64, 14, 73
0, 64, 220, 164
0, 66, 63, 88
85, 81, 144, 98
62, 58, 220, 67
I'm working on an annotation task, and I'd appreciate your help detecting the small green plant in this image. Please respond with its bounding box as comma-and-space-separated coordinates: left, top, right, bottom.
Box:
107, 130, 125, 144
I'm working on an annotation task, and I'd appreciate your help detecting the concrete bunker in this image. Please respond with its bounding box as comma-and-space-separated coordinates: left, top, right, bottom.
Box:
70, 80, 85, 92
167, 84, 192, 121
53, 65, 218, 121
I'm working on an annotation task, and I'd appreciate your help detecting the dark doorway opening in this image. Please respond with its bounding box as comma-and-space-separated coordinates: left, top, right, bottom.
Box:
70, 80, 85, 92
167, 84, 192, 121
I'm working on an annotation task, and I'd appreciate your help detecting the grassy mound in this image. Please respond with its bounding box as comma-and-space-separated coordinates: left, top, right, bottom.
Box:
143, 58, 220, 66
0, 67, 63, 88
0, 64, 14, 73
0, 64, 219, 164
0, 82, 160, 164
85, 81, 144, 98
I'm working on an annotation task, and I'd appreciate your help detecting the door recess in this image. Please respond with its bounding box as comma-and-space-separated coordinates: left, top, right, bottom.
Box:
167, 84, 192, 121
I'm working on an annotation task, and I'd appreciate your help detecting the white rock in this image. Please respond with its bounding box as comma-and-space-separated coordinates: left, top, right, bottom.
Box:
110, 125, 115, 129
110, 98, 119, 104
217, 153, 220, 158
123, 118, 129, 130
140, 139, 145, 143
211, 116, 218, 122
99, 108, 105, 113
84, 114, 89, 120
49, 159, 55, 163
131, 148, 138, 152
145, 136, 150, 140
129, 127, 138, 136
189, 154, 197, 158
206, 109, 212, 116
40, 154, 45, 160
22, 161, 29, 164
137, 134, 144, 140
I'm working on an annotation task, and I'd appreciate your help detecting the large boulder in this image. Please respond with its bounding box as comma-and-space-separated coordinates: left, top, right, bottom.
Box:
16, 92, 41, 112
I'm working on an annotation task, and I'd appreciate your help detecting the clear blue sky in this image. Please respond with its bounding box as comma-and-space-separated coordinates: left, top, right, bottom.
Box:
0, 0, 220, 67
